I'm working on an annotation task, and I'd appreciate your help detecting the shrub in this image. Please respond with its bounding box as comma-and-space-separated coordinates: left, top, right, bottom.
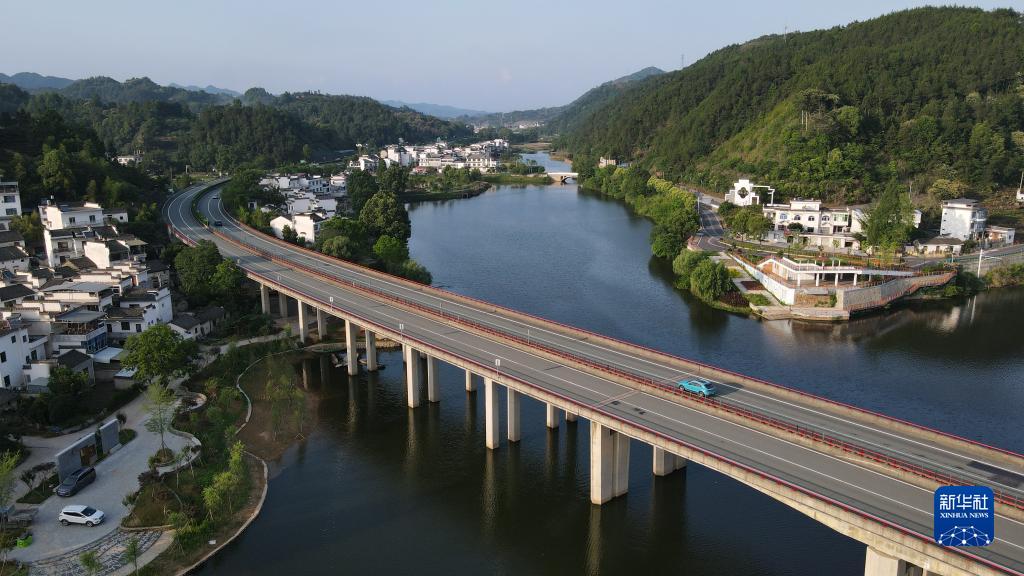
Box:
690, 259, 733, 302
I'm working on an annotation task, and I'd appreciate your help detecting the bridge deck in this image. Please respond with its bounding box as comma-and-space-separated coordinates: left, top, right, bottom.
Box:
165, 182, 1024, 575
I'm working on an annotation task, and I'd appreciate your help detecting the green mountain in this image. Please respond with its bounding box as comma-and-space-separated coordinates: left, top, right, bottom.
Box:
559, 7, 1024, 202
465, 66, 665, 128
382, 100, 490, 119
60, 76, 232, 108
0, 77, 472, 171
0, 72, 75, 91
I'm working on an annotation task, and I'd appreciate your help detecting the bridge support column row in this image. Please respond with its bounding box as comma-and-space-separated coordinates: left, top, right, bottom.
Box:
404, 344, 421, 408
652, 447, 686, 476
465, 370, 476, 392
344, 319, 358, 376
318, 309, 327, 341
864, 547, 927, 576
484, 378, 499, 449
365, 332, 378, 371
426, 355, 439, 402
260, 284, 271, 315
590, 422, 630, 504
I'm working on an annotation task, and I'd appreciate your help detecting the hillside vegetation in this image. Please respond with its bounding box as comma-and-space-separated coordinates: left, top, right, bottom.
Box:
558, 7, 1024, 204
0, 77, 472, 172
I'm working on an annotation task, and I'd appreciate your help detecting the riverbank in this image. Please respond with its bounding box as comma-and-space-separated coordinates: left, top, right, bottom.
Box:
398, 181, 491, 202
482, 173, 553, 185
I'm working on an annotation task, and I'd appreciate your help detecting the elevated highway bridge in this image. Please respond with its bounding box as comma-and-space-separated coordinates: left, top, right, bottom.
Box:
165, 180, 1024, 576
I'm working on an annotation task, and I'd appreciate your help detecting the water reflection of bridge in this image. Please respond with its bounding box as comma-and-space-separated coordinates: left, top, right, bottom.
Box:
547, 172, 578, 183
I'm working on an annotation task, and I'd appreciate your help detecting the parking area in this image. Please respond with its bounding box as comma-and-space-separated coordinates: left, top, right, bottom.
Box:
10, 419, 189, 563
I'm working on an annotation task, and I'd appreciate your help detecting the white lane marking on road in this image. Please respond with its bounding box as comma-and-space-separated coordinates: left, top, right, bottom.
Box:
200, 192, 1024, 492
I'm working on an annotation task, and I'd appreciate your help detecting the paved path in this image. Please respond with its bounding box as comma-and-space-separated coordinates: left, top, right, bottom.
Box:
691, 201, 728, 251
27, 529, 164, 576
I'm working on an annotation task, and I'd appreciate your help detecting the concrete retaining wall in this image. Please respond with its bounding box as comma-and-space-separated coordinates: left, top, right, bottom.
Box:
837, 272, 954, 311
732, 256, 796, 304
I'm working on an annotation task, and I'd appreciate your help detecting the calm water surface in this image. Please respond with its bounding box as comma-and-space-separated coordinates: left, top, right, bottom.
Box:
199, 153, 1024, 575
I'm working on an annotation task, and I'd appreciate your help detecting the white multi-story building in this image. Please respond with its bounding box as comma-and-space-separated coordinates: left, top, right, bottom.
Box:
939, 198, 987, 241
0, 181, 23, 231
270, 212, 326, 244
0, 316, 49, 389
763, 199, 921, 250
39, 201, 106, 230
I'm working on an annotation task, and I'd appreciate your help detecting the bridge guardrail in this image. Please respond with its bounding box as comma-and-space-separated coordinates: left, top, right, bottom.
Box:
178, 223, 1024, 516
173, 227, 1021, 576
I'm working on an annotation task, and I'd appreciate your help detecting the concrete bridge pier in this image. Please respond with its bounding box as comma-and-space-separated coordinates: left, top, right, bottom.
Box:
590, 422, 630, 504
565, 410, 578, 423
653, 447, 686, 476
365, 332, 378, 371
344, 319, 359, 376
484, 378, 499, 449
297, 302, 309, 343
404, 344, 421, 408
278, 292, 289, 317
864, 547, 928, 576
260, 284, 271, 315
426, 355, 439, 402
507, 389, 521, 442
546, 403, 559, 429
317, 309, 328, 341
465, 370, 476, 392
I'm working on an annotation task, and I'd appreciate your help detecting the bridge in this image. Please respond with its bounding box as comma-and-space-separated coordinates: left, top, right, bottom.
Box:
547, 171, 578, 183
166, 180, 1024, 576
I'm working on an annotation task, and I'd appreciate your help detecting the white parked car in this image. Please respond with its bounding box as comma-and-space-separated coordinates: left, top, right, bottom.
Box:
59, 505, 105, 527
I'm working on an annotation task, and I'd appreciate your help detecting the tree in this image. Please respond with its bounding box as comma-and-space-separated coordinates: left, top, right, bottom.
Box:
9, 213, 42, 245
174, 240, 223, 302
122, 324, 198, 388
45, 366, 89, 424
37, 145, 76, 194
144, 384, 176, 454
79, 550, 101, 576
863, 182, 915, 253
281, 225, 298, 244
373, 235, 408, 265
0, 451, 18, 543
209, 259, 246, 308
346, 169, 379, 214
690, 259, 732, 302
377, 163, 408, 195
672, 250, 710, 288
125, 537, 141, 575
359, 191, 411, 241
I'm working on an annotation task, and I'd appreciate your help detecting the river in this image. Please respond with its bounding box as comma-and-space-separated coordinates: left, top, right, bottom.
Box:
197, 152, 1024, 575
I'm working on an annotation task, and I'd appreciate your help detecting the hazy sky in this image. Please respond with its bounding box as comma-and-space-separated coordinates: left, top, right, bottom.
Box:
0, 1, 1013, 112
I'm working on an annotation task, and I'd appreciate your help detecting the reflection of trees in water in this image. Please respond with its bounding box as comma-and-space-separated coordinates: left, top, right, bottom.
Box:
646, 255, 730, 335
781, 288, 1024, 360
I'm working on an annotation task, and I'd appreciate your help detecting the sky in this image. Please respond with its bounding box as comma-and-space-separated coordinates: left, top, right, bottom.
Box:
0, 1, 1015, 112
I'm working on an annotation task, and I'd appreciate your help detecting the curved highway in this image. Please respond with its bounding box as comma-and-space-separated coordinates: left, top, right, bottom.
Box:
165, 181, 1024, 574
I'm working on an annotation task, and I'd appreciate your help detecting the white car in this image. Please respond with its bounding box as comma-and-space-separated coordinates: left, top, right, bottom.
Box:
59, 505, 105, 527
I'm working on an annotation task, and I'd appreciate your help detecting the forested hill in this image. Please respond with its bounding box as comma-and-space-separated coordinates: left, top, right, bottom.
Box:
559, 7, 1024, 203
463, 66, 664, 128
0, 78, 473, 171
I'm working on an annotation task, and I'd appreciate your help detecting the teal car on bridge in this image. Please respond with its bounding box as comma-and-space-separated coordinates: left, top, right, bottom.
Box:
677, 378, 717, 397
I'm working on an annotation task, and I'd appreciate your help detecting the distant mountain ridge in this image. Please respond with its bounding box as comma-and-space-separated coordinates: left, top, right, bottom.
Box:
463, 66, 665, 128
169, 83, 242, 98
382, 100, 490, 119
0, 71, 75, 91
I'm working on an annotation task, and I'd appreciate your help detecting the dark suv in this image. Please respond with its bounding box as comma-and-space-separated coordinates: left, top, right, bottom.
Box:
56, 467, 97, 497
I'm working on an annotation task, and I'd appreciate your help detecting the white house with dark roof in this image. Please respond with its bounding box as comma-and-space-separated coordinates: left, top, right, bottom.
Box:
0, 181, 23, 232
0, 315, 47, 389
169, 306, 224, 340
0, 245, 30, 273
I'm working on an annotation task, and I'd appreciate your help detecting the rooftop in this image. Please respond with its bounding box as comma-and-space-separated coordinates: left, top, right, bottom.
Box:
56, 349, 92, 368
0, 284, 35, 302
0, 245, 28, 261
